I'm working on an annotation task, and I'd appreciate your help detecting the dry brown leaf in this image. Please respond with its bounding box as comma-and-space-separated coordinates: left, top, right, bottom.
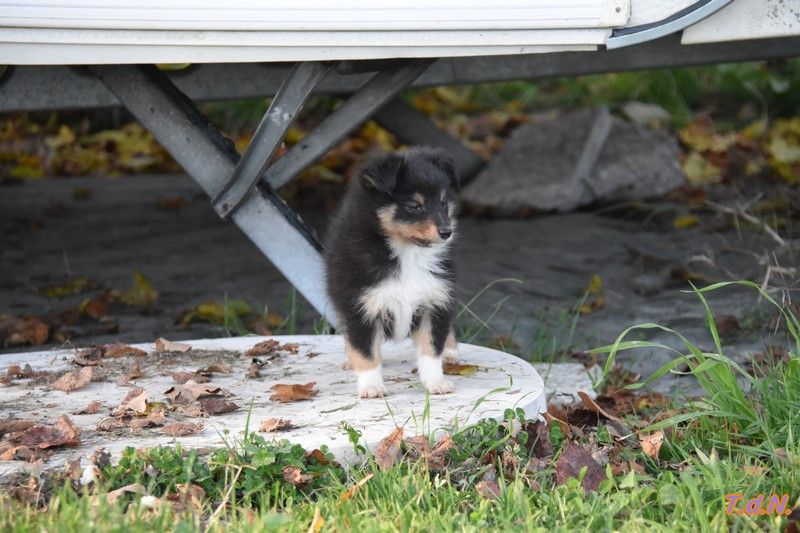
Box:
128, 410, 167, 429
0, 315, 49, 347
245, 363, 262, 379
114, 387, 149, 416
258, 418, 294, 432
0, 419, 36, 436
168, 371, 211, 384
543, 412, 571, 435
200, 397, 239, 415
75, 400, 103, 415
0, 445, 39, 462
162, 422, 204, 437
51, 367, 93, 393
197, 363, 232, 375
154, 337, 191, 353
7, 415, 81, 449
103, 343, 148, 358
117, 362, 144, 385
577, 391, 623, 423
164, 383, 225, 405
476, 479, 501, 500
306, 448, 332, 466
246, 339, 280, 357
96, 417, 127, 432
269, 382, 318, 403
374, 427, 403, 470
639, 430, 664, 459
282, 466, 313, 486
341, 472, 374, 501
555, 442, 606, 493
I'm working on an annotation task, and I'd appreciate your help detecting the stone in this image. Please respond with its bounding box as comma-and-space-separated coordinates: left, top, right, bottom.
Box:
0, 335, 602, 478
461, 107, 684, 214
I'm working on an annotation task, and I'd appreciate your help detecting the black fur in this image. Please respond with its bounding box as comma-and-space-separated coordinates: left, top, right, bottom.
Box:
324, 147, 459, 361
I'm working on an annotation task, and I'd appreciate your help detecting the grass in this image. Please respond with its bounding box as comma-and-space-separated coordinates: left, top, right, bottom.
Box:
2, 282, 798, 532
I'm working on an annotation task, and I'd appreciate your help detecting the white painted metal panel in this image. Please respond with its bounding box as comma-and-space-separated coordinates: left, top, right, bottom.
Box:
682, 0, 800, 44
0, 0, 630, 31
628, 0, 695, 26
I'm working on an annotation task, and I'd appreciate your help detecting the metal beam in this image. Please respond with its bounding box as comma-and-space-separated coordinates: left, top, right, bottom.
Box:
263, 60, 433, 190
212, 61, 330, 219
3, 35, 800, 113
90, 64, 333, 324
374, 98, 484, 184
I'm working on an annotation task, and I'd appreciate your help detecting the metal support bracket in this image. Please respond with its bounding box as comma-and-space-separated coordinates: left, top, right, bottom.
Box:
212, 61, 331, 219
263, 60, 433, 190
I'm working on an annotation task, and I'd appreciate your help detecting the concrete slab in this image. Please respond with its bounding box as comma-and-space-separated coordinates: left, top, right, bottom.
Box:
0, 335, 596, 477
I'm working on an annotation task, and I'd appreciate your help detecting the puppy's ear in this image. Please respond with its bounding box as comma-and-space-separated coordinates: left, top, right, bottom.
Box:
420, 148, 459, 191
358, 152, 404, 195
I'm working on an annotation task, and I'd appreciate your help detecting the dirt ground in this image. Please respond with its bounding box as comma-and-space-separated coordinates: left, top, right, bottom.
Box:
1, 174, 797, 394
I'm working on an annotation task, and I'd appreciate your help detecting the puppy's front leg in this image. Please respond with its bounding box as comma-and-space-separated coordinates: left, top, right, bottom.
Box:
442, 328, 460, 364
412, 310, 454, 395
345, 321, 386, 398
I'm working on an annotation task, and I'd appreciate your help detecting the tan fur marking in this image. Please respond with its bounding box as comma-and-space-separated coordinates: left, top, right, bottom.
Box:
345, 337, 381, 372
444, 329, 458, 352
411, 314, 436, 357
413, 193, 425, 205
377, 205, 440, 244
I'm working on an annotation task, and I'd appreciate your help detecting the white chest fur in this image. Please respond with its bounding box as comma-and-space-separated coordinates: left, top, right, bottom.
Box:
359, 238, 452, 340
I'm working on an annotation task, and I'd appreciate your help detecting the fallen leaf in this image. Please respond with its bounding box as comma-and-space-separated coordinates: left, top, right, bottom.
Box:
128, 410, 167, 429
714, 314, 740, 336
374, 427, 403, 470
155, 337, 191, 353
7, 415, 80, 449
96, 418, 127, 432
79, 295, 110, 320
162, 422, 204, 437
307, 507, 324, 533
442, 362, 479, 376
639, 431, 664, 459
103, 343, 148, 358
341, 472, 374, 501
114, 387, 149, 416
0, 419, 36, 436
164, 383, 224, 405
105, 483, 147, 504
116, 271, 158, 307
0, 445, 39, 462
51, 367, 93, 393
200, 398, 238, 415
39, 277, 90, 298
306, 448, 332, 466
579, 274, 605, 314
155, 196, 185, 211
246, 339, 280, 357
117, 362, 144, 385
270, 382, 318, 403
682, 151, 722, 185
258, 418, 294, 432
245, 363, 262, 378
476, 479, 501, 500
577, 391, 624, 423
672, 214, 700, 229
555, 442, 606, 493
179, 299, 250, 326
282, 466, 313, 487
0, 314, 49, 347
75, 400, 103, 415
196, 363, 232, 375
168, 371, 211, 384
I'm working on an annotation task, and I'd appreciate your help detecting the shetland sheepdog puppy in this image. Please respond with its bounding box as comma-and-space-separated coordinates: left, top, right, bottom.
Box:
324, 148, 460, 398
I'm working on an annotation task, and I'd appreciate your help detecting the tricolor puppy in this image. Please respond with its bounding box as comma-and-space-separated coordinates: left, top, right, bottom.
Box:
324, 148, 460, 398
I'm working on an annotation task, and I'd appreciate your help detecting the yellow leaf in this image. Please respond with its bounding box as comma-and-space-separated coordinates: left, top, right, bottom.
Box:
579, 274, 605, 314
672, 214, 700, 229
117, 271, 159, 307
679, 117, 735, 153
681, 152, 722, 185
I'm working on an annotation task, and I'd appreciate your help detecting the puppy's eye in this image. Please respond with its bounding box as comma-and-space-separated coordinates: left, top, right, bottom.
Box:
405, 202, 422, 212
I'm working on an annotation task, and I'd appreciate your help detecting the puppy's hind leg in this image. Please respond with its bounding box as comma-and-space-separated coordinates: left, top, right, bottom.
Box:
412, 310, 454, 395
345, 320, 386, 399
442, 328, 460, 364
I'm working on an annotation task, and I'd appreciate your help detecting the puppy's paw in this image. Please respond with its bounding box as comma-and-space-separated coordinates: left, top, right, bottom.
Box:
359, 383, 388, 398
357, 367, 386, 399
442, 348, 460, 364
425, 379, 455, 395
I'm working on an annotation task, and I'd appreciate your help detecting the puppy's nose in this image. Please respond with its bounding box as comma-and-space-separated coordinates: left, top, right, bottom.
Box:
438, 227, 452, 240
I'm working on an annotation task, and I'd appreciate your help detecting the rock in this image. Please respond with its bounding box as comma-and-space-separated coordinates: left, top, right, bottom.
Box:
461, 108, 684, 214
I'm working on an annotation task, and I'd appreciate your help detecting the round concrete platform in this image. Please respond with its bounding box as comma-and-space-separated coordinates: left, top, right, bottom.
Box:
0, 335, 593, 475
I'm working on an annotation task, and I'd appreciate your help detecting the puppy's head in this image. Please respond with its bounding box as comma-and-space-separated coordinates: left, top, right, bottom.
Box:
358, 148, 459, 247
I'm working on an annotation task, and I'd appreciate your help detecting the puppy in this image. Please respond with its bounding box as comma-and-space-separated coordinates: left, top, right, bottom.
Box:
324, 147, 460, 398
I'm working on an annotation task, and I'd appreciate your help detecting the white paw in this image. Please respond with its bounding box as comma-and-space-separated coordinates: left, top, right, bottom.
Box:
442, 348, 460, 364
357, 367, 387, 399
425, 379, 455, 395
